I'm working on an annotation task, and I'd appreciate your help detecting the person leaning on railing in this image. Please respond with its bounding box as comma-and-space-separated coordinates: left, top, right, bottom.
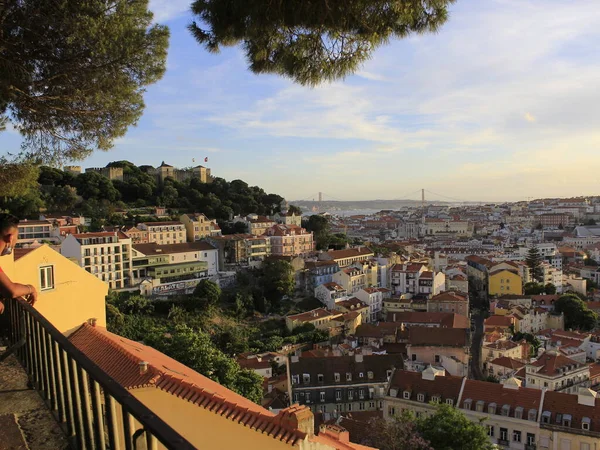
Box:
0, 213, 37, 314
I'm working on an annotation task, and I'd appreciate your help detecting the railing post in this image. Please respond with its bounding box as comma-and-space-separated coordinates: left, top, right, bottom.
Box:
35, 321, 50, 399
78, 368, 96, 449
60, 348, 75, 436
104, 393, 121, 450
52, 340, 65, 423
28, 313, 41, 388
90, 381, 106, 448
68, 356, 86, 449
43, 330, 58, 410
122, 409, 135, 450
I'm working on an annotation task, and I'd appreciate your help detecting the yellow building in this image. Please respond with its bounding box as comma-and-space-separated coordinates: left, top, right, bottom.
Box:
0, 245, 108, 335
332, 268, 366, 294
68, 322, 372, 450
488, 268, 523, 296
180, 213, 220, 242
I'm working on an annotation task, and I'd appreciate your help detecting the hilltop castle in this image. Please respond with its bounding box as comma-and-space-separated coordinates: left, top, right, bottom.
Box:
80, 162, 212, 183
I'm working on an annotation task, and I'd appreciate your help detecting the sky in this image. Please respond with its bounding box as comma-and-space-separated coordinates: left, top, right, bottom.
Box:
3, 0, 600, 202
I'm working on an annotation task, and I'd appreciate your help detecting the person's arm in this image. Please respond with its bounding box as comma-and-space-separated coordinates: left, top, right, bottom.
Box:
0, 270, 37, 305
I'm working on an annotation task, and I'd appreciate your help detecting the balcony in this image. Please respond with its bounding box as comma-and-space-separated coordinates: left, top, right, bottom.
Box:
497, 439, 510, 447
1, 298, 194, 449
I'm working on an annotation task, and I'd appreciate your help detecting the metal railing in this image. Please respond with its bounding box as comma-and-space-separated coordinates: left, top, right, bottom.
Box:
3, 298, 196, 450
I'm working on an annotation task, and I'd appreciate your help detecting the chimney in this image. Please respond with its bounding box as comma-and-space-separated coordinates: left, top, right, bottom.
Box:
355, 354, 363, 363
275, 405, 315, 437
291, 355, 299, 363
88, 318, 97, 327
139, 361, 149, 375
319, 424, 350, 443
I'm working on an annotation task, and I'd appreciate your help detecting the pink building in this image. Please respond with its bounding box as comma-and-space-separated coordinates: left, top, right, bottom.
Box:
264, 224, 314, 257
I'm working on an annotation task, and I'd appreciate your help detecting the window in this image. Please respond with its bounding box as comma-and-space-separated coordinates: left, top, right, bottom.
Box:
336, 390, 342, 401
513, 430, 521, 443
320, 392, 325, 402
463, 399, 472, 410
501, 404, 510, 416
359, 389, 365, 400
346, 373, 352, 381
293, 393, 299, 402
348, 390, 354, 401
417, 393, 425, 402
563, 414, 572, 427
334, 373, 340, 382
318, 374, 324, 383
40, 266, 54, 291
582, 417, 591, 430
434, 354, 440, 363
305, 392, 311, 403
369, 401, 375, 409
367, 371, 373, 380
515, 406, 523, 419
499, 428, 508, 441
388, 406, 396, 416
528, 409, 538, 421
386, 370, 393, 379
403, 391, 410, 399
359, 372, 364, 379
527, 433, 536, 446
488, 403, 497, 415
359, 402, 365, 411
303, 374, 310, 384
411, 354, 417, 361
476, 400, 485, 412
431, 396, 440, 404
446, 399, 453, 406
542, 411, 551, 424
487, 425, 494, 437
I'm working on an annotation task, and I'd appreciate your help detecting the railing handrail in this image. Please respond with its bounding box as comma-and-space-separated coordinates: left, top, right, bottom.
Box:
9, 297, 196, 449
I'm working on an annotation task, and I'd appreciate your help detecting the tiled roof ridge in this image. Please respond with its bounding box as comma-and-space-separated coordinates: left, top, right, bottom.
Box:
156, 375, 307, 445
75, 323, 161, 387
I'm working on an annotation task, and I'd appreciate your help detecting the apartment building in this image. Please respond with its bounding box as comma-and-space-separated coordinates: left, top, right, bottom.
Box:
427, 291, 469, 317
524, 351, 590, 394
333, 267, 366, 295
17, 219, 60, 246
132, 241, 218, 279
244, 214, 276, 236
420, 218, 473, 237
285, 308, 362, 336
354, 288, 390, 322
384, 369, 600, 450
61, 232, 133, 290
273, 210, 303, 227
137, 221, 186, 245
405, 327, 470, 377
314, 282, 348, 309
318, 247, 375, 268
305, 260, 340, 292
289, 354, 403, 415
386, 311, 469, 329
489, 265, 523, 296
122, 226, 148, 244
265, 224, 314, 257
390, 263, 445, 297
180, 213, 221, 242
207, 234, 271, 270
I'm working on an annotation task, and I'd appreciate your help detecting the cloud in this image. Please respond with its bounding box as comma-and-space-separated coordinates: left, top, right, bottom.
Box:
524, 113, 536, 123
149, 0, 190, 22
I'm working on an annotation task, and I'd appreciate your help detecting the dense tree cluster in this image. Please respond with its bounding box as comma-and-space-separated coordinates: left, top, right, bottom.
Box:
554, 294, 598, 331
0, 162, 284, 226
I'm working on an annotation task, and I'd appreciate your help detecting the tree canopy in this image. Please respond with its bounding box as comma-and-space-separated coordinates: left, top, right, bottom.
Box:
525, 246, 544, 283
189, 0, 455, 86
361, 413, 432, 450
417, 403, 494, 450
554, 294, 598, 331
1, 0, 169, 164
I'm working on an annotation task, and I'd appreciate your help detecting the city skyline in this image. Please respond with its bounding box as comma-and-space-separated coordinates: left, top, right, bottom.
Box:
3, 0, 600, 202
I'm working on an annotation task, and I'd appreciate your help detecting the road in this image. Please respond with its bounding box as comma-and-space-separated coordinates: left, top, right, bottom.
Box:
469, 311, 485, 380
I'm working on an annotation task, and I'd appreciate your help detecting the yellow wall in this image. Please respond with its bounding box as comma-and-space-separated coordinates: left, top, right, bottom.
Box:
10, 245, 108, 335
132, 388, 295, 450
489, 270, 523, 296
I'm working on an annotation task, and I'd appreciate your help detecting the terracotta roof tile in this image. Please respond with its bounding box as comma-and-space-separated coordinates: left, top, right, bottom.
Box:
542, 390, 600, 433
408, 327, 467, 347
68, 324, 310, 445
388, 370, 463, 404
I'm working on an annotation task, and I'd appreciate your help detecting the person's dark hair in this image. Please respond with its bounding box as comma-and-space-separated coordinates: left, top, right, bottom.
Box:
0, 213, 19, 234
